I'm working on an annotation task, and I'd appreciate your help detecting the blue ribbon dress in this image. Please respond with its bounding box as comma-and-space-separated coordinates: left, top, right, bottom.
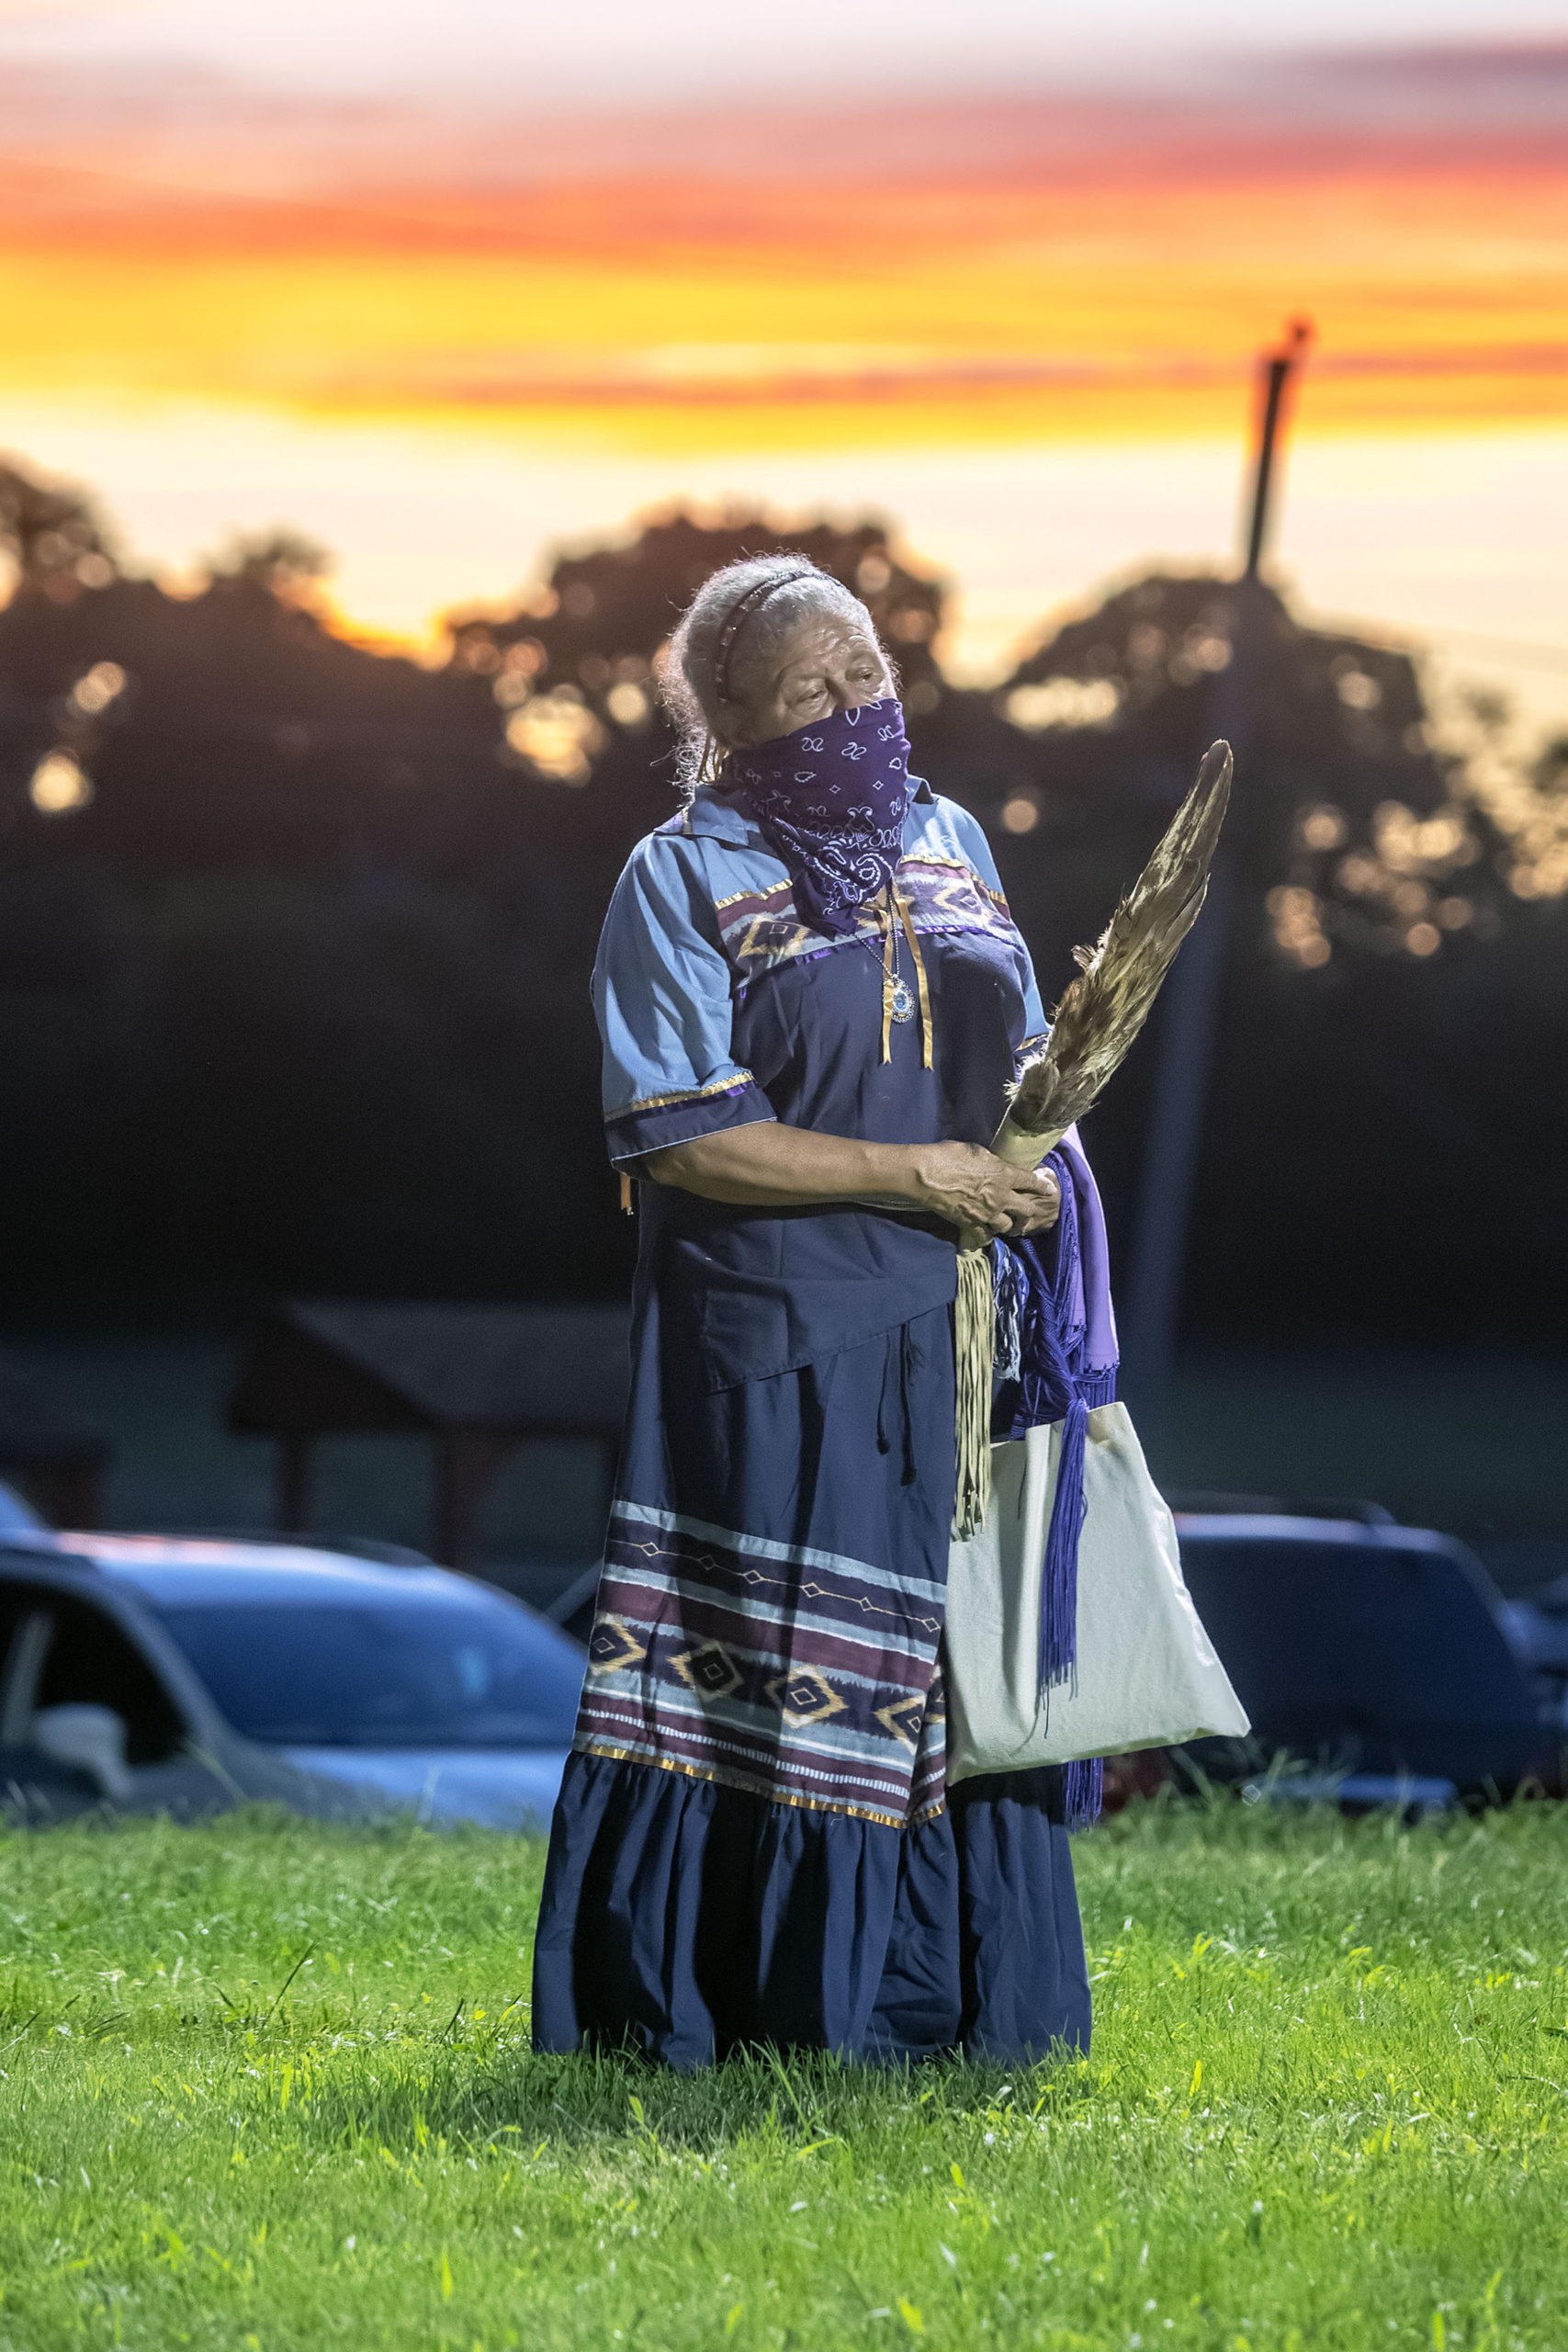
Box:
531, 778, 1114, 2066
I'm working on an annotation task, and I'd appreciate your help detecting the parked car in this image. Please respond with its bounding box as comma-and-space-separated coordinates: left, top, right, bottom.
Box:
6, 1507, 1553, 1829
1495, 1577, 1568, 1732
1171, 1512, 1561, 1806
0, 1532, 583, 1828
0, 1479, 45, 1535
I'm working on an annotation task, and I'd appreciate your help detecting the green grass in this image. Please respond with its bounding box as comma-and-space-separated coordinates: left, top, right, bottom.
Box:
4, 1804, 1568, 2350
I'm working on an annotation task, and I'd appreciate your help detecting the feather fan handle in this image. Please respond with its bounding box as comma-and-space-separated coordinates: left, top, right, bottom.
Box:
994, 739, 1233, 1159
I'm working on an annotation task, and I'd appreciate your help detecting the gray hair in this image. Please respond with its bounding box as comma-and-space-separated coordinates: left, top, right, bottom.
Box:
658, 555, 882, 792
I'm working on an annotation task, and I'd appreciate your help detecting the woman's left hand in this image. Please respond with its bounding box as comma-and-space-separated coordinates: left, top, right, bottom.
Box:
902, 1140, 1061, 1239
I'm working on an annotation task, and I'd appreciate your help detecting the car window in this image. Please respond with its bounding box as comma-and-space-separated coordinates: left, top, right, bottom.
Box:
1177, 1538, 1531, 1721
0, 1481, 44, 1533
27, 1593, 187, 1765
0, 1586, 52, 1744
0, 1584, 38, 1668
148, 1598, 581, 1749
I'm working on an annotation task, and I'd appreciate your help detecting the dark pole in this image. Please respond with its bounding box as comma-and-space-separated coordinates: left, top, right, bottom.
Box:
275, 1435, 312, 1534
1117, 318, 1313, 1433
1244, 320, 1310, 579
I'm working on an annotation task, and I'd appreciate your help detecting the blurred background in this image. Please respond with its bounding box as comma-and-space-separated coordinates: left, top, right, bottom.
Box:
1, 0, 1565, 1608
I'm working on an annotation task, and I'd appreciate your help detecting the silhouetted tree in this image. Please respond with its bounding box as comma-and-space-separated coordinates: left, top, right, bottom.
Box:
0, 469, 1562, 1344
206, 528, 333, 603
0, 458, 117, 600
993, 572, 1510, 971
446, 507, 946, 735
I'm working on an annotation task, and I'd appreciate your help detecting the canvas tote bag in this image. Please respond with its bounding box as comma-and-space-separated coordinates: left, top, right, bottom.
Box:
944, 1401, 1249, 1784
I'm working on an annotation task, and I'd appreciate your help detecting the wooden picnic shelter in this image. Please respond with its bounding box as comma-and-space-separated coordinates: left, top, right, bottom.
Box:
0, 1353, 110, 1527
229, 1301, 630, 1567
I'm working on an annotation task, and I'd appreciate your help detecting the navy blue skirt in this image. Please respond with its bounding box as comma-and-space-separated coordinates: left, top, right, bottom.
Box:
532, 1295, 1089, 2066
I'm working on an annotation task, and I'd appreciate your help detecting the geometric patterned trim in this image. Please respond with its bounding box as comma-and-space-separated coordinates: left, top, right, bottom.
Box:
586, 1615, 647, 1675
572, 1501, 948, 1828
874, 1691, 928, 1750
763, 1665, 848, 1729
715, 856, 1028, 990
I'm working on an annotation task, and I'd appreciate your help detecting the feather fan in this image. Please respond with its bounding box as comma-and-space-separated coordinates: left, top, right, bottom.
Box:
993, 738, 1233, 1162
952, 738, 1231, 1535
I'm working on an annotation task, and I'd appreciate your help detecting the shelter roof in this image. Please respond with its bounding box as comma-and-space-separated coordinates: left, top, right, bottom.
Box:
230, 1301, 630, 1439
0, 1356, 109, 1473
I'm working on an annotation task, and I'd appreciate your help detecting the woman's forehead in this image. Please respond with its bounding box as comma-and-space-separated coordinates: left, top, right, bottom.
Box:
771, 612, 881, 673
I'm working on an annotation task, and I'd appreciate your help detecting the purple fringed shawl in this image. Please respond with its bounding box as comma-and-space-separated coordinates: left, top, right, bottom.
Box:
992, 1125, 1120, 1826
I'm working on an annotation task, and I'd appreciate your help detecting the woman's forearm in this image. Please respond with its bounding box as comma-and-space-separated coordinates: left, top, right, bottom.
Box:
639, 1123, 912, 1208
637, 1122, 1061, 1237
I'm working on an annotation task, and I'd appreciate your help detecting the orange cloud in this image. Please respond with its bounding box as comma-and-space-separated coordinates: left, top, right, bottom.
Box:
1, 62, 1564, 452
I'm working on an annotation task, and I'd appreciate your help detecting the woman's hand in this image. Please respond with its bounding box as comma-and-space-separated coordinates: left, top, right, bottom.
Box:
902, 1141, 1060, 1238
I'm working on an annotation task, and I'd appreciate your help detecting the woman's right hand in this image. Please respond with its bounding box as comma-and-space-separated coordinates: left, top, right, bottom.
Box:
902, 1141, 1061, 1238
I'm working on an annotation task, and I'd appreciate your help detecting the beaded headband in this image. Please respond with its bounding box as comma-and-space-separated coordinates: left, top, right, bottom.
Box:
711, 563, 817, 709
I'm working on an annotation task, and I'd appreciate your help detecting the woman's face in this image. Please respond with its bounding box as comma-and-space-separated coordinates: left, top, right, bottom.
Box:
720, 612, 893, 748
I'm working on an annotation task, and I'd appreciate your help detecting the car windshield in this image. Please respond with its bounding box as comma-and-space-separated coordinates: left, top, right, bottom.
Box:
148, 1596, 581, 1748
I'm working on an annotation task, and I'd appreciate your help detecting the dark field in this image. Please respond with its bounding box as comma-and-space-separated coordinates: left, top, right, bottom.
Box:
4, 1328, 1563, 1602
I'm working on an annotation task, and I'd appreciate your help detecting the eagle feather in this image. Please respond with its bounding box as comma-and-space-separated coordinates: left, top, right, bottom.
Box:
1005, 738, 1233, 1142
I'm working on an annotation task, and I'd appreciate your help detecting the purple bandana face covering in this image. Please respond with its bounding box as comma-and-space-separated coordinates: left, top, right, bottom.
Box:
728, 696, 914, 937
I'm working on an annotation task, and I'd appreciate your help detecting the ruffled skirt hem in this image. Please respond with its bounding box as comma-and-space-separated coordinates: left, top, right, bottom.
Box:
531, 1747, 1090, 2069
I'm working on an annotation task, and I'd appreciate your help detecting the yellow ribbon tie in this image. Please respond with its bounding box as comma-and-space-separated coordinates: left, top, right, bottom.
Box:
895, 888, 934, 1071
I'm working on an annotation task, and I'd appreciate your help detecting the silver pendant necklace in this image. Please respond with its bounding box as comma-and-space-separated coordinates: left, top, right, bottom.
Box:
852, 908, 915, 1021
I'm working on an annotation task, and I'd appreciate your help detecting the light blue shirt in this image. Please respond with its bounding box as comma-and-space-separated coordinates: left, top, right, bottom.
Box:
593, 781, 1048, 1159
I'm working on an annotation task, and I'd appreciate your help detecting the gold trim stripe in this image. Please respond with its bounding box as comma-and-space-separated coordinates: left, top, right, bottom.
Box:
611, 1070, 759, 1119
575, 1736, 944, 1832
713, 880, 793, 911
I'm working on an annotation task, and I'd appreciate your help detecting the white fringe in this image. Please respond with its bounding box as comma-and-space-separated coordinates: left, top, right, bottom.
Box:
952, 1243, 996, 1539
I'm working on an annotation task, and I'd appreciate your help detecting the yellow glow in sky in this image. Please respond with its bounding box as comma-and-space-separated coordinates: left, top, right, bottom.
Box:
2, 64, 1566, 725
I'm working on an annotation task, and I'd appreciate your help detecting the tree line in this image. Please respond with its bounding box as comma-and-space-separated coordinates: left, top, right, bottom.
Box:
1, 460, 1563, 1345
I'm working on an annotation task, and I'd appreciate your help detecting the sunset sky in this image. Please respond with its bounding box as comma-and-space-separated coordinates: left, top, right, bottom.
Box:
1, 1, 1565, 729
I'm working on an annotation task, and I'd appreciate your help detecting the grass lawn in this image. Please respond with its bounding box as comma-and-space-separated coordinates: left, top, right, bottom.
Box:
4, 1804, 1568, 2350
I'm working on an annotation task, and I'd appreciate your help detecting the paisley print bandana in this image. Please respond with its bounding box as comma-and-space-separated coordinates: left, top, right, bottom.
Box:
728, 696, 915, 937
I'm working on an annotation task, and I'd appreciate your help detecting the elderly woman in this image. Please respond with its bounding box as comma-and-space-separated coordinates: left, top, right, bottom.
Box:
532, 555, 1114, 2067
